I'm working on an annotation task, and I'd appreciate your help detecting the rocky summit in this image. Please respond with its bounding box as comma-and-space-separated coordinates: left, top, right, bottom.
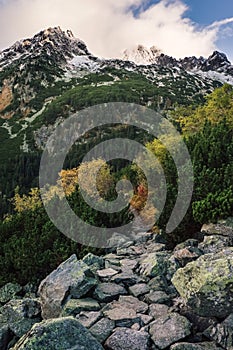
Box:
0, 220, 232, 349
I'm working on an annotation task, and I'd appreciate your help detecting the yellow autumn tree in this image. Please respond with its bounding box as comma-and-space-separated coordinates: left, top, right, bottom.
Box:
78, 158, 114, 200
13, 187, 42, 213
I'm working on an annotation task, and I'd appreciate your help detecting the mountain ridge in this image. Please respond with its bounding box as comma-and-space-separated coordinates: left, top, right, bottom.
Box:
1, 26, 233, 121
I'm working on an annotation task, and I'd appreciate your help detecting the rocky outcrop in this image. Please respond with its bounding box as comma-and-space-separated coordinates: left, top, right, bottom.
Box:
38, 254, 98, 319
1, 220, 233, 349
11, 317, 104, 350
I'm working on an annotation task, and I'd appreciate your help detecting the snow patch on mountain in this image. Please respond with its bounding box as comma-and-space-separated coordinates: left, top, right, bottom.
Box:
68, 55, 101, 72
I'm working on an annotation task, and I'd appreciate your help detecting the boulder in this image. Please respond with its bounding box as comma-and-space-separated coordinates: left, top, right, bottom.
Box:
199, 235, 233, 254
174, 239, 199, 251
139, 252, 178, 280
147, 275, 169, 292
90, 317, 115, 343
111, 271, 145, 286
76, 311, 101, 328
204, 313, 233, 349
103, 307, 140, 328
11, 317, 103, 350
117, 296, 148, 313
145, 291, 171, 305
172, 248, 233, 317
96, 268, 118, 280
102, 296, 148, 327
201, 222, 233, 236
0, 298, 41, 338
0, 283, 22, 304
148, 304, 169, 319
129, 283, 150, 297
139, 252, 169, 278
104, 327, 150, 350
38, 254, 97, 319
120, 258, 138, 271
149, 313, 191, 349
173, 247, 201, 267
94, 283, 127, 303
82, 253, 104, 271
61, 298, 100, 316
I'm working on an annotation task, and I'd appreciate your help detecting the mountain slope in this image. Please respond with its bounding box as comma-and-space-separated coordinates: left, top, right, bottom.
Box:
0, 27, 233, 217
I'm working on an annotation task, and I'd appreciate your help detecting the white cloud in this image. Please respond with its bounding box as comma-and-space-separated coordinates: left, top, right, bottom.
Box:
0, 0, 232, 59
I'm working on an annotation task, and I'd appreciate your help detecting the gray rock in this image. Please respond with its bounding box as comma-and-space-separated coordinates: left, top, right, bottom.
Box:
105, 327, 150, 350
138, 314, 153, 325
120, 259, 138, 271
103, 306, 140, 328
139, 252, 170, 278
61, 298, 100, 316
147, 275, 169, 292
170, 342, 222, 349
104, 262, 122, 271
173, 247, 201, 267
76, 311, 102, 328
94, 283, 127, 303
102, 296, 148, 327
145, 291, 171, 305
111, 272, 145, 286
0, 283, 22, 304
11, 317, 104, 350
174, 239, 199, 251
118, 296, 149, 313
148, 304, 169, 319
0, 298, 41, 338
96, 268, 118, 280
199, 234, 233, 254
83, 253, 104, 271
90, 318, 115, 343
129, 283, 150, 297
107, 233, 134, 250
201, 222, 233, 236
145, 243, 166, 253
149, 313, 191, 349
104, 253, 121, 262
38, 254, 97, 319
204, 313, 233, 349
117, 244, 145, 257
179, 307, 217, 333
172, 248, 233, 318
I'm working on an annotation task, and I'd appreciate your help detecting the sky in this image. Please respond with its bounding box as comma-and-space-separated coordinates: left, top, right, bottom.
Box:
0, 0, 233, 61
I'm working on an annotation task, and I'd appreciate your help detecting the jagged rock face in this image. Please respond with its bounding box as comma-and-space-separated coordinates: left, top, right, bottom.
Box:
122, 44, 233, 76
0, 26, 90, 70
0, 27, 95, 118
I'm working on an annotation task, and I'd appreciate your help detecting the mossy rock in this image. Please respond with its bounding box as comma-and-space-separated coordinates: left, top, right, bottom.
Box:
172, 248, 233, 317
11, 317, 103, 350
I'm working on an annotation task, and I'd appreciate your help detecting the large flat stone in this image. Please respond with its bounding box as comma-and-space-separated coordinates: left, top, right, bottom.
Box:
94, 283, 127, 303
149, 313, 191, 349
105, 327, 150, 350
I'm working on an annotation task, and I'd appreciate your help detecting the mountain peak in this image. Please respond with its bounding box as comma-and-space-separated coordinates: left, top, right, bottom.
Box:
123, 44, 162, 65
0, 27, 91, 70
